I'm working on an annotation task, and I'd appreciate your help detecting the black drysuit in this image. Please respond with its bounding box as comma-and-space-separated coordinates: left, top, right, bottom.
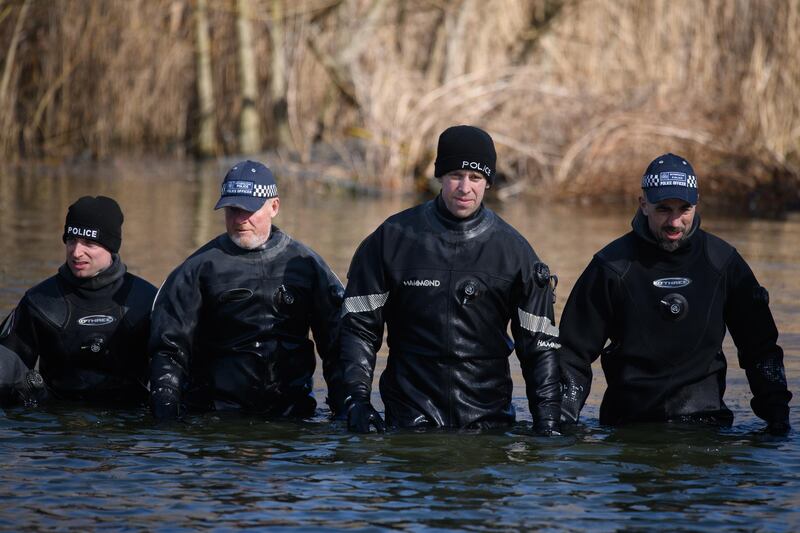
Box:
341, 196, 561, 429
149, 228, 346, 420
0, 256, 156, 405
560, 211, 791, 427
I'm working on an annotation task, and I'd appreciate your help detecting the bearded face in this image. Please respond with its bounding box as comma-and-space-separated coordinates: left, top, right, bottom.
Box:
640, 197, 696, 252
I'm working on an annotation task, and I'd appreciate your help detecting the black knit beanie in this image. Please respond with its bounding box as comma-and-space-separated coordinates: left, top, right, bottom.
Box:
62, 196, 124, 253
434, 125, 497, 184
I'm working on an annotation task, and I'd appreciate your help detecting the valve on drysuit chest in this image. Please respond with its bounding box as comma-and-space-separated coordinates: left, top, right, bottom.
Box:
459, 279, 480, 305
274, 284, 295, 307
276, 285, 294, 305
659, 293, 689, 322
81, 336, 107, 354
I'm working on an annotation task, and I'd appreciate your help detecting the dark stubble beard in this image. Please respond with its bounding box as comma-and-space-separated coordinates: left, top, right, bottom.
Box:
657, 229, 688, 252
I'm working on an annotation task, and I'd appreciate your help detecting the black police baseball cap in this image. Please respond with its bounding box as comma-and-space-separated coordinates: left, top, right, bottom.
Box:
214, 160, 278, 212
640, 153, 698, 205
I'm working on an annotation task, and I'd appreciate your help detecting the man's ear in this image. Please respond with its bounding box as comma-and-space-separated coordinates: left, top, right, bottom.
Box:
638, 195, 648, 215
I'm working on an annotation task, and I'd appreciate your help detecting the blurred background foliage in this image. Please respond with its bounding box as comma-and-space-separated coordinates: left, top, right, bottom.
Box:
1, 0, 798, 207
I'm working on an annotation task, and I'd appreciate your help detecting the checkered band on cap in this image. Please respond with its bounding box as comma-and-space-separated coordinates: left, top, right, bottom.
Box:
254, 183, 278, 198
220, 180, 278, 198
642, 174, 660, 188
640, 173, 698, 189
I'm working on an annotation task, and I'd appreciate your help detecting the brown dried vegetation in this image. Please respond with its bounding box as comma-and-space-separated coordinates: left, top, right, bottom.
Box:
0, 0, 798, 206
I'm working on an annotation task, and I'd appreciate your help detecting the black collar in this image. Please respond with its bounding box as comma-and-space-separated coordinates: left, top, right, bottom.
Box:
424, 195, 495, 241
57, 253, 126, 291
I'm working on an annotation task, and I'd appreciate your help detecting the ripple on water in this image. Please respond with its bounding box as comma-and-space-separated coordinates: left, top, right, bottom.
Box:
1, 407, 800, 530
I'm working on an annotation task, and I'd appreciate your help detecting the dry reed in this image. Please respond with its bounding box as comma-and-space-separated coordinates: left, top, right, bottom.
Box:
0, 0, 797, 207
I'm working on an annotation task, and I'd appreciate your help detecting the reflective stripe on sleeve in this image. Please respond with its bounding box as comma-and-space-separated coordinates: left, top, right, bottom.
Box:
343, 292, 389, 314
517, 308, 559, 337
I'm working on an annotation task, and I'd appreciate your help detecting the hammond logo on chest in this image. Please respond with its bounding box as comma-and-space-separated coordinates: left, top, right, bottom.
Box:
77, 315, 115, 326
403, 279, 441, 287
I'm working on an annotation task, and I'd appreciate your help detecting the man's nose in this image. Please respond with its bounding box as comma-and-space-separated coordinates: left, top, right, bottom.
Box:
667, 213, 683, 226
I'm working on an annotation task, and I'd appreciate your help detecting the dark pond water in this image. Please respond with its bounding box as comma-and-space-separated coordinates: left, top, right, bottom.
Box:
1, 160, 799, 530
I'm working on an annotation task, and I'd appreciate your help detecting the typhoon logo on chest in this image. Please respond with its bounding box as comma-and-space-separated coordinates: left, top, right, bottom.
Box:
77, 315, 115, 326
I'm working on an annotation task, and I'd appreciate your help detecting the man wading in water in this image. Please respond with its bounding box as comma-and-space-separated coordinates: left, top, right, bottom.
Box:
149, 160, 346, 420
559, 153, 792, 435
340, 125, 561, 434
0, 196, 156, 406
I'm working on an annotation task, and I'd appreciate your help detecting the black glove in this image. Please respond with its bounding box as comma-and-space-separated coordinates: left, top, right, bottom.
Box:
766, 418, 791, 436
16, 370, 48, 406
346, 398, 386, 433
150, 386, 181, 421
534, 418, 561, 436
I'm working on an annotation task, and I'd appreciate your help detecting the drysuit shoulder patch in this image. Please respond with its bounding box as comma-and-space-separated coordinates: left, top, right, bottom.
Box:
26, 277, 68, 329
704, 232, 735, 273
595, 234, 636, 277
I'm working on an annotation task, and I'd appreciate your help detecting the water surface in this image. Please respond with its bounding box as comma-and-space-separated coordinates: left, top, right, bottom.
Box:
1, 161, 798, 530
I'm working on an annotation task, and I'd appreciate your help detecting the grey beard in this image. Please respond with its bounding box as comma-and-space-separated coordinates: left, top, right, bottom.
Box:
229, 232, 270, 250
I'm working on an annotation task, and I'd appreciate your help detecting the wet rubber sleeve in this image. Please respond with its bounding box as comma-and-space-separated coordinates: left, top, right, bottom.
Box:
127, 311, 153, 399
0, 301, 41, 370
724, 251, 792, 424
0, 344, 29, 406
148, 264, 203, 420
340, 230, 387, 404
557, 258, 617, 423
511, 262, 562, 427
309, 254, 348, 416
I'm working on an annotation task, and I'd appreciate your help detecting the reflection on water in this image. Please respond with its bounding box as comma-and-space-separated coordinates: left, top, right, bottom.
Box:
1, 161, 799, 530
1, 407, 798, 530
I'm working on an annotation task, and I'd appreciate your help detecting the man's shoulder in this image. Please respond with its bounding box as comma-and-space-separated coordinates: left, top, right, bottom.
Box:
593, 232, 639, 275
155, 236, 228, 290
489, 210, 526, 240
175, 235, 227, 269
22, 274, 66, 312
353, 202, 428, 247
486, 209, 540, 257
697, 228, 733, 249
19, 275, 66, 327
280, 231, 316, 256
24, 274, 62, 300
383, 202, 428, 227
281, 232, 334, 271
189, 234, 226, 259
121, 272, 158, 297
117, 273, 157, 322
698, 229, 737, 272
